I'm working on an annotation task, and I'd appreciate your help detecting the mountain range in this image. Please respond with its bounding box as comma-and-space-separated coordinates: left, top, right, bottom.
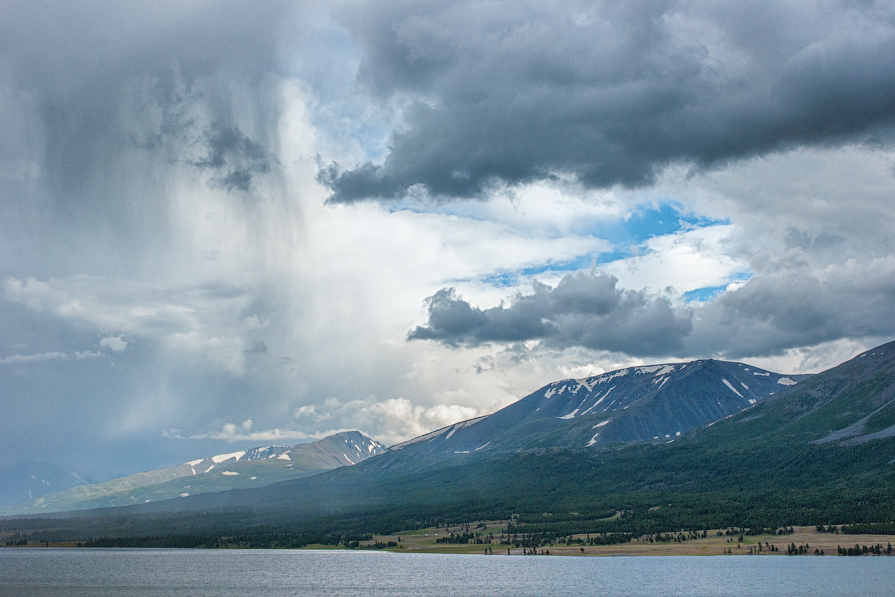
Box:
3, 342, 894, 545
384, 359, 805, 467
5, 357, 796, 515
123, 342, 895, 520
2, 431, 384, 515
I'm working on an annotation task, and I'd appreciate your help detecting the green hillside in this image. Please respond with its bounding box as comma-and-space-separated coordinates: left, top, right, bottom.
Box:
4, 342, 894, 546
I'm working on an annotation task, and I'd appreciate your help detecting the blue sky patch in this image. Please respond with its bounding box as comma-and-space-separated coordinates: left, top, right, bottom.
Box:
591, 201, 729, 250
481, 271, 519, 288
520, 255, 595, 277
474, 201, 732, 289
683, 285, 729, 303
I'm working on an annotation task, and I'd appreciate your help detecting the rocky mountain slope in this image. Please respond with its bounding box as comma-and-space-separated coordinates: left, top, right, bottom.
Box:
381, 359, 804, 467
3, 430, 384, 515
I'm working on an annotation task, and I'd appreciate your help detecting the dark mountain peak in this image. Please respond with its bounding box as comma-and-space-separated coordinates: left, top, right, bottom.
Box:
307, 431, 387, 465
384, 358, 801, 467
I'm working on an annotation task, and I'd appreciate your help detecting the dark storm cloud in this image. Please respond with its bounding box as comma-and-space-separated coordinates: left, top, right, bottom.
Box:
410, 259, 895, 359
689, 258, 895, 358
408, 273, 694, 356
0, 0, 301, 474
189, 126, 274, 192
325, 0, 895, 201
0, 0, 293, 208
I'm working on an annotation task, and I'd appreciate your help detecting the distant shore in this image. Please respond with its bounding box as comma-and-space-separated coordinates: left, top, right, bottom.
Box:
345, 523, 895, 557
5, 523, 894, 557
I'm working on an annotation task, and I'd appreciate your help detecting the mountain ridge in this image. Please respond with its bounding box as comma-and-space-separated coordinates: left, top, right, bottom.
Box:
4, 343, 895, 546
2, 430, 384, 515
382, 358, 806, 469
689, 342, 895, 448
155, 341, 893, 520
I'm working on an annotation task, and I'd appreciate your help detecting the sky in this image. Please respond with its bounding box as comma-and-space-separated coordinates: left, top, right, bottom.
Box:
2, 0, 895, 478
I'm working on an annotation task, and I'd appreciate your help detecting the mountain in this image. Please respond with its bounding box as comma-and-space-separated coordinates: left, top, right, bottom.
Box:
0, 461, 95, 508
5, 344, 895, 546
2, 430, 384, 515
52, 357, 810, 516
384, 359, 804, 465
692, 342, 895, 447
137, 342, 891, 521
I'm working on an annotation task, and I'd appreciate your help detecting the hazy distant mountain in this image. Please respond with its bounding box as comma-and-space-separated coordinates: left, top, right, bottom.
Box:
3, 431, 384, 515
380, 359, 805, 467
0, 461, 95, 508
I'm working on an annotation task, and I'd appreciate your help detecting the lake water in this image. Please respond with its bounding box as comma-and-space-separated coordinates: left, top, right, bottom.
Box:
2, 548, 894, 596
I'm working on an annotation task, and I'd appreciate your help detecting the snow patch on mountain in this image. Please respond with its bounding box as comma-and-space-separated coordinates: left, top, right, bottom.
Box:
654, 365, 676, 376
391, 416, 488, 451
722, 379, 744, 398
580, 387, 614, 416
212, 451, 246, 464
574, 379, 593, 392
594, 369, 629, 384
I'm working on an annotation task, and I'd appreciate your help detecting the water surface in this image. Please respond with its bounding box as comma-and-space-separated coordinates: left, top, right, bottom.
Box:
2, 548, 893, 596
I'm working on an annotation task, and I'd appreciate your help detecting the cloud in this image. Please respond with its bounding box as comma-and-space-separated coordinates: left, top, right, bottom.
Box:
100, 336, 128, 353
0, 0, 303, 288
188, 126, 274, 192
191, 419, 309, 444
410, 257, 895, 360
409, 272, 693, 356
324, 0, 895, 201
4, 277, 256, 374
0, 350, 103, 365
293, 395, 488, 446
166, 332, 246, 375
688, 256, 895, 357
1, 0, 894, 480
0, 352, 68, 365
293, 404, 332, 424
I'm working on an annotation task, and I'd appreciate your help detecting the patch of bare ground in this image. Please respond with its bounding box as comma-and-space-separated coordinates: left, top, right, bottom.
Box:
318, 524, 895, 557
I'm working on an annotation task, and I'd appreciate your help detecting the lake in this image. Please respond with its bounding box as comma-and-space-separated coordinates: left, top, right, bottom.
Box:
2, 548, 893, 596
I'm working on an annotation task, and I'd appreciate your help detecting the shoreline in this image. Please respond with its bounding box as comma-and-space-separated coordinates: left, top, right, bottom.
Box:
325, 523, 895, 557
6, 524, 892, 557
